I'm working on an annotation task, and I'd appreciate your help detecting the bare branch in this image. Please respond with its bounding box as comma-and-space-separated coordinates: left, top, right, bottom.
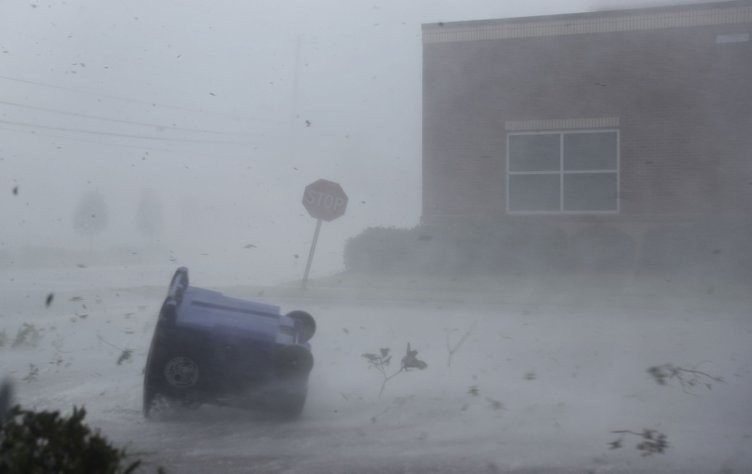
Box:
363, 343, 427, 398
445, 320, 478, 367
609, 428, 669, 456
647, 363, 725, 393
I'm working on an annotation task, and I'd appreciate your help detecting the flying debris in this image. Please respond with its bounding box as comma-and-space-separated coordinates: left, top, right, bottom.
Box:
401, 343, 428, 370
143, 267, 316, 419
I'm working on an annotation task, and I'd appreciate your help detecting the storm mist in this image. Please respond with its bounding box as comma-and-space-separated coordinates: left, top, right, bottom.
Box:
1, 1, 751, 473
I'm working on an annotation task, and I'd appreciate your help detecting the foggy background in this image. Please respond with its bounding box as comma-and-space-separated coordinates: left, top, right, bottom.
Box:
0, 0, 682, 283
2, 2, 751, 473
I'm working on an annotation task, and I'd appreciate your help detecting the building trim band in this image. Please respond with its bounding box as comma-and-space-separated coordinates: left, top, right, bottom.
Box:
423, 5, 752, 44
505, 117, 620, 131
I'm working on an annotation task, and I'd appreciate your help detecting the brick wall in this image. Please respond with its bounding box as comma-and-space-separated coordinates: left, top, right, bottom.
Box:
422, 2, 752, 226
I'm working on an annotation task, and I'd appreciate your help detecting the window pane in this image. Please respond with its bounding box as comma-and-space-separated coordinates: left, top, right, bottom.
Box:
508, 134, 560, 172
563, 132, 617, 171
509, 174, 560, 212
563, 173, 617, 211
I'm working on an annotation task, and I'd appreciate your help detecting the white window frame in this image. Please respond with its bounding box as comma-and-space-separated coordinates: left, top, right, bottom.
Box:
506, 129, 620, 215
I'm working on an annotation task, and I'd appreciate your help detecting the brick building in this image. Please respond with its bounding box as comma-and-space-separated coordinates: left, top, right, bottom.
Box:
421, 1, 752, 273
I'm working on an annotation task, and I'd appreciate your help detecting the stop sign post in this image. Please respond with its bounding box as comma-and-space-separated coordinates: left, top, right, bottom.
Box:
301, 179, 348, 288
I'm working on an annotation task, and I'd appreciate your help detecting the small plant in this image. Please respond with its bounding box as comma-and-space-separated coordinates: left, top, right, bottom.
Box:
609, 429, 669, 456
445, 326, 472, 368
362, 343, 427, 397
0, 405, 160, 473
647, 363, 724, 393
12, 324, 43, 349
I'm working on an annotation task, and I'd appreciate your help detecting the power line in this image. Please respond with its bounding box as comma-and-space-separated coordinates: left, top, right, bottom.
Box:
0, 126, 268, 161
0, 74, 268, 123
0, 74, 206, 113
0, 118, 254, 145
0, 126, 179, 153
0, 99, 249, 137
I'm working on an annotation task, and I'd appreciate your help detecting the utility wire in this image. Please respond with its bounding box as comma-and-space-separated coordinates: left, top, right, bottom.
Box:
0, 125, 179, 153
0, 126, 270, 166
0, 74, 268, 123
0, 118, 253, 145
0, 99, 248, 137
0, 74, 206, 114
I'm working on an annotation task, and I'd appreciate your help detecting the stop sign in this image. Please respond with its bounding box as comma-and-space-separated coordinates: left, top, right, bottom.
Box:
302, 179, 348, 221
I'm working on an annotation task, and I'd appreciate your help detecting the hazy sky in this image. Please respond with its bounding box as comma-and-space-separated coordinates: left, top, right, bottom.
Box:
1, 0, 664, 279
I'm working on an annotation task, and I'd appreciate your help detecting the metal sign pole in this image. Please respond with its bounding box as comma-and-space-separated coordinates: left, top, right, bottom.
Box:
301, 218, 323, 289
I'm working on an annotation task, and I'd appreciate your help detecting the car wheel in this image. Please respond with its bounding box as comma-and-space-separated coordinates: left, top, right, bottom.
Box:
286, 310, 316, 343
163, 356, 200, 389
143, 340, 203, 419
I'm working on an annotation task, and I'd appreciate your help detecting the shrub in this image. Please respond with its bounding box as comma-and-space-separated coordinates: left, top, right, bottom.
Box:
0, 405, 159, 473
570, 225, 636, 273
0, 380, 11, 420
641, 224, 705, 273
641, 219, 752, 279
344, 226, 421, 274
344, 222, 567, 275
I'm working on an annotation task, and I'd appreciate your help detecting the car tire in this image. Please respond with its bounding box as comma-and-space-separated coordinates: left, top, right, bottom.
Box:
143, 336, 203, 418
286, 310, 316, 343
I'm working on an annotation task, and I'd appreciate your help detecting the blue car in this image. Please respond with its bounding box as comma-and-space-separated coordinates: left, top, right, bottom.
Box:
143, 267, 315, 419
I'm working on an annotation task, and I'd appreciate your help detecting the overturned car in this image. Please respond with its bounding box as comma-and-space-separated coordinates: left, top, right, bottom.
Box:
143, 267, 315, 419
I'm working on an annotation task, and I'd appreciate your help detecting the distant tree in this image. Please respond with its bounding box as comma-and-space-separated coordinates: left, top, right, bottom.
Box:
136, 188, 163, 246
73, 190, 108, 250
